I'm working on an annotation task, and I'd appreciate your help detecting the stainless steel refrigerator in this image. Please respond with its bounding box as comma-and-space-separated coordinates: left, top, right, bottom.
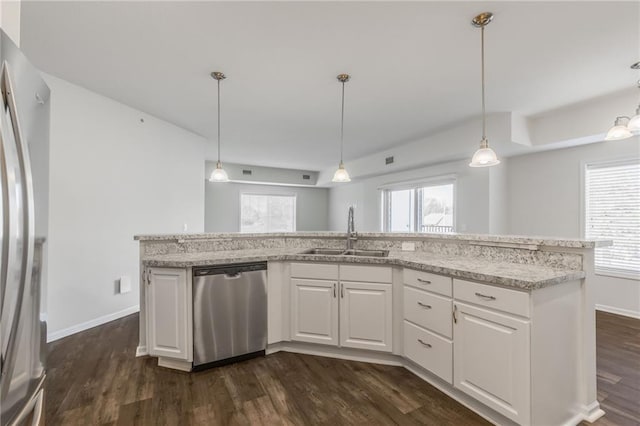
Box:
0, 29, 50, 426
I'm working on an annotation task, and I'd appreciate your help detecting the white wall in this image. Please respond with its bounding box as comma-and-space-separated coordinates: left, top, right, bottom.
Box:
508, 137, 640, 318
0, 0, 21, 46
205, 181, 329, 232
328, 159, 504, 234
45, 74, 206, 339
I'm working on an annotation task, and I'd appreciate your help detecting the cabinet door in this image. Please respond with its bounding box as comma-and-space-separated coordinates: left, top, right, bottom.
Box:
340, 281, 392, 352
147, 268, 191, 360
453, 302, 530, 425
290, 278, 338, 345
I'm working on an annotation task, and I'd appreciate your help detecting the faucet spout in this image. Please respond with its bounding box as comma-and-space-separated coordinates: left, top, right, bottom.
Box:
347, 206, 357, 250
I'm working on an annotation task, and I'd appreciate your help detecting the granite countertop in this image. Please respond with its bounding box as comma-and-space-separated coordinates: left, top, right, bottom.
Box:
134, 231, 610, 249
142, 248, 585, 291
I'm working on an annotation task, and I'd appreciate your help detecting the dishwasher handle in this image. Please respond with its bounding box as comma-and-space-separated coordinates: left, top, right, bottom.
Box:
193, 262, 267, 277
225, 272, 242, 279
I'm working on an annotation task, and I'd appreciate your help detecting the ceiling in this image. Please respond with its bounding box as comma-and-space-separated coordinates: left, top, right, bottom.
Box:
21, 1, 640, 171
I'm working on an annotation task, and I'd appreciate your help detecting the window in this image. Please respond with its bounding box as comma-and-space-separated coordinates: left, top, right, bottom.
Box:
382, 178, 455, 233
240, 194, 296, 233
585, 159, 640, 278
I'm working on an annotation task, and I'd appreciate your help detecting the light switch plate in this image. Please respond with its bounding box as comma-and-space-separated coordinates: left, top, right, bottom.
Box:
401, 242, 415, 251
119, 276, 132, 294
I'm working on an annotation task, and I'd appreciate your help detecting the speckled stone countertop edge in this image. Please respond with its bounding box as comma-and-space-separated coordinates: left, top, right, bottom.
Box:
133, 231, 610, 249
141, 250, 586, 291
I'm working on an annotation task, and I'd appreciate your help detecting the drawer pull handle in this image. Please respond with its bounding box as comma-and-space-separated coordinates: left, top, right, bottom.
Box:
417, 339, 432, 348
417, 302, 432, 309
417, 278, 432, 284
475, 292, 496, 301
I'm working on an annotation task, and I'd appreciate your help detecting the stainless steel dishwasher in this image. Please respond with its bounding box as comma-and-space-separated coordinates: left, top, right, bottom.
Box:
192, 262, 267, 370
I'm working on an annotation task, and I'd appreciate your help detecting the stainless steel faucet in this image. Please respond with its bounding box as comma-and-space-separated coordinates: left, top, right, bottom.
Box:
347, 206, 357, 250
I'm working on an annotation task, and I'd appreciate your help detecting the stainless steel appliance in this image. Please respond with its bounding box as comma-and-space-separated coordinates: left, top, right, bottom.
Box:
0, 30, 50, 426
192, 262, 267, 370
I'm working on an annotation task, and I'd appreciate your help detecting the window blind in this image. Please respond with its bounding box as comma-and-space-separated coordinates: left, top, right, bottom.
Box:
585, 159, 640, 277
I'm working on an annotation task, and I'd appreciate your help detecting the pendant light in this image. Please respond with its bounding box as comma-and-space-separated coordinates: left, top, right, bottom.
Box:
605, 62, 640, 140
469, 12, 500, 168
209, 71, 230, 182
605, 117, 633, 141
332, 73, 351, 183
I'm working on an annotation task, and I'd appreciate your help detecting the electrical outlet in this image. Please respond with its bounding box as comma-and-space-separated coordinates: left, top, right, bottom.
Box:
119, 276, 132, 294
401, 242, 415, 251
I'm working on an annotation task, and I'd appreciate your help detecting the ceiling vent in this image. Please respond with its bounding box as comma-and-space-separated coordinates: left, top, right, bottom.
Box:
385, 156, 394, 165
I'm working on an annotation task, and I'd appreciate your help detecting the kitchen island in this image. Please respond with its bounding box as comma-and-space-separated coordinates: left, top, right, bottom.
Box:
134, 232, 608, 426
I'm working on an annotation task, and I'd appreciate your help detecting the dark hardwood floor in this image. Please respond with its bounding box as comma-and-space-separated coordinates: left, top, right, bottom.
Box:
46, 311, 640, 425
587, 312, 640, 426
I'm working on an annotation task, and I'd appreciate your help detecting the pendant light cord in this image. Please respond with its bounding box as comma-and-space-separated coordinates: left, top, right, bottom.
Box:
340, 81, 345, 163
217, 78, 221, 163
481, 25, 486, 141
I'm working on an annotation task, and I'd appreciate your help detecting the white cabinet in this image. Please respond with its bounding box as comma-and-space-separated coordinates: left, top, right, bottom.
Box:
147, 267, 192, 361
453, 301, 530, 425
404, 320, 453, 384
290, 278, 338, 345
340, 281, 392, 352
289, 263, 393, 352
403, 270, 454, 383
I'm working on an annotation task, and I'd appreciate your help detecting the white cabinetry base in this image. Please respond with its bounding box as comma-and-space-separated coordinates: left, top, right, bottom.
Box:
157, 357, 192, 372
135, 345, 148, 357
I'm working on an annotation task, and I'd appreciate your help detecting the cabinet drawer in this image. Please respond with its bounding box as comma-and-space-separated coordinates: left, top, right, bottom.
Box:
340, 265, 392, 283
290, 263, 339, 280
404, 286, 452, 339
404, 321, 453, 384
453, 279, 530, 318
403, 269, 452, 297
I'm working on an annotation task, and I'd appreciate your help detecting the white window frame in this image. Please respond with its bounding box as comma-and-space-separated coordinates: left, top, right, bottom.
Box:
380, 175, 457, 233
239, 192, 297, 233
582, 157, 640, 280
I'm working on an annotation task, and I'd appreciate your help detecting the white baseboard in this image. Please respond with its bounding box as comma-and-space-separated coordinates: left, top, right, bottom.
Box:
158, 357, 191, 372
47, 305, 140, 342
267, 341, 403, 366
136, 345, 148, 357
596, 304, 640, 320
578, 401, 605, 423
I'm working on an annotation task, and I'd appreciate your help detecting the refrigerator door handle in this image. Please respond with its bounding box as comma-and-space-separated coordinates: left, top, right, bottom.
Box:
0, 61, 35, 401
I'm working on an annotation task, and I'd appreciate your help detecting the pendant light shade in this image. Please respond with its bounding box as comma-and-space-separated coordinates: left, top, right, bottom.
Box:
605, 66, 640, 140
627, 109, 640, 133
332, 74, 351, 183
209, 71, 230, 183
469, 12, 500, 168
210, 161, 230, 182
604, 117, 633, 141
332, 162, 351, 182
470, 138, 500, 167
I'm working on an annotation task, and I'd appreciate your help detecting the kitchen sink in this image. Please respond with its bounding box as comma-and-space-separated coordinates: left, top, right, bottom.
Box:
300, 248, 389, 257
342, 249, 389, 257
301, 248, 346, 255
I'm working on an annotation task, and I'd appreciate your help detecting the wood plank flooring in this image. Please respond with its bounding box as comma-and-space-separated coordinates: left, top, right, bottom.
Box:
586, 312, 640, 426
46, 311, 639, 425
